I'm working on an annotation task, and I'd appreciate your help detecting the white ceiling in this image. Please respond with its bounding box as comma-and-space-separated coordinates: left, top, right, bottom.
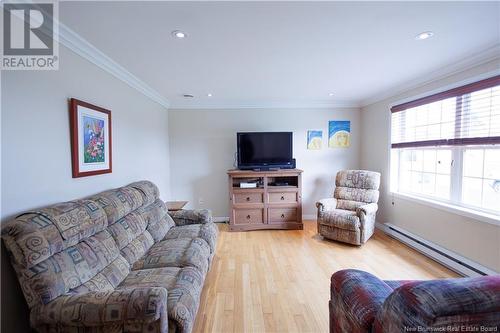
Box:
60, 1, 500, 109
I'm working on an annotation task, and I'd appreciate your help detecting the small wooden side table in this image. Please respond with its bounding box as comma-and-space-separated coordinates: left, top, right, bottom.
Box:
166, 201, 188, 211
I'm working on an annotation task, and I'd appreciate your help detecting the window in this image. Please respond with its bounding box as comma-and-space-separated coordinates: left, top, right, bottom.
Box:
391, 76, 500, 215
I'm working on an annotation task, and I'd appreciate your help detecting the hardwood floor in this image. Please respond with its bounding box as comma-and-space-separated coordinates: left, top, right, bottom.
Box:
193, 220, 458, 333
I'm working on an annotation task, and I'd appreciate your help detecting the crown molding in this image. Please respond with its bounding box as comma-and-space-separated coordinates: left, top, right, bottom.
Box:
359, 44, 500, 108
56, 21, 170, 109
170, 99, 360, 110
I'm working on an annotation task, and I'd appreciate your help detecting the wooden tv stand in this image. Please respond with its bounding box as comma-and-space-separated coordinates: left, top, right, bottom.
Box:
228, 169, 303, 231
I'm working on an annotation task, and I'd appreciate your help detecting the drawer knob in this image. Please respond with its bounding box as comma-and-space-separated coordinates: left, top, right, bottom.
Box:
280, 196, 285, 200
246, 197, 250, 201
281, 214, 285, 218
246, 214, 251, 219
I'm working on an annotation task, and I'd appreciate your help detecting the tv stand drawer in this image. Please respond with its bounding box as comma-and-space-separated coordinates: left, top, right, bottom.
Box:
234, 192, 263, 204
233, 209, 264, 224
268, 208, 297, 223
268, 192, 297, 203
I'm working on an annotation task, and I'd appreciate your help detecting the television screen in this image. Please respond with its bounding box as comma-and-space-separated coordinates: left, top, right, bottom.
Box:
237, 132, 293, 168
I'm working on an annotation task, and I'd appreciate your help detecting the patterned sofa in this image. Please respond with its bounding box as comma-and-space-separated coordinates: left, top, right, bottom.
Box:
316, 170, 381, 245
330, 269, 500, 333
1, 181, 218, 333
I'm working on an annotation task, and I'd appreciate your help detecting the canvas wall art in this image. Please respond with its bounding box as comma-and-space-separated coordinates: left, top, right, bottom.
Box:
307, 130, 322, 150
329, 120, 351, 148
70, 98, 112, 177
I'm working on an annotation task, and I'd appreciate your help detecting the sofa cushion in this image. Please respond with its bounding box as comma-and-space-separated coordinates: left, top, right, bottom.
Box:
120, 231, 155, 266
118, 266, 205, 333
128, 180, 160, 206
12, 229, 121, 307
69, 255, 130, 293
108, 211, 148, 249
1, 200, 108, 269
136, 199, 174, 242
320, 209, 360, 231
163, 223, 218, 254
89, 187, 144, 224
132, 238, 211, 274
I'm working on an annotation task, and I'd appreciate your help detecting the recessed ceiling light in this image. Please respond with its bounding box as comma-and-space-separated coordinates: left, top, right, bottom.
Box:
415, 31, 434, 40
329, 93, 334, 96
172, 30, 187, 39
207, 93, 213, 97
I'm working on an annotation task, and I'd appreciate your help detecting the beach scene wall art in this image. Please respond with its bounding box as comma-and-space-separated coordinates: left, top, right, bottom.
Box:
328, 121, 350, 148
307, 130, 322, 150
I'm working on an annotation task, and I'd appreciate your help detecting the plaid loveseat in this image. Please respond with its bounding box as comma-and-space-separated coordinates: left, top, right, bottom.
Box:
330, 269, 500, 333
1, 181, 218, 333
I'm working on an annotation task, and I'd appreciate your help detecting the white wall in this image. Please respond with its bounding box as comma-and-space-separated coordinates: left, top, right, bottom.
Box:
169, 108, 360, 218
1, 46, 171, 333
1, 46, 171, 220
360, 59, 500, 272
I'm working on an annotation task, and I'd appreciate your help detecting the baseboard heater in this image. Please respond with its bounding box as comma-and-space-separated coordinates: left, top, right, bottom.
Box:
378, 223, 498, 277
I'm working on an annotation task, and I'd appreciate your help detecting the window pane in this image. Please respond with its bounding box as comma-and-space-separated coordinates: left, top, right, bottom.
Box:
422, 173, 436, 195
412, 150, 423, 172
400, 169, 411, 192
484, 149, 500, 179
428, 101, 442, 124
463, 149, 484, 178
435, 174, 450, 199
423, 150, 436, 173
410, 171, 423, 193
462, 177, 483, 207
436, 150, 451, 174
482, 179, 500, 211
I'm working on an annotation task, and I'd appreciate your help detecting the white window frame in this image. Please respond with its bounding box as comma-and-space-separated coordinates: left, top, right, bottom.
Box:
388, 72, 500, 226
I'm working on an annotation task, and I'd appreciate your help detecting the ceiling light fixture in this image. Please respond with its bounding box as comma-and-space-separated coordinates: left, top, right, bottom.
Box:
172, 30, 187, 39
207, 93, 213, 97
329, 93, 334, 96
415, 31, 434, 40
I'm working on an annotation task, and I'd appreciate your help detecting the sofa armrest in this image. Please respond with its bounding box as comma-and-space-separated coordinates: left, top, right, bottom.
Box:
374, 276, 500, 332
168, 209, 212, 226
316, 198, 337, 213
356, 203, 378, 216
30, 287, 168, 329
330, 269, 394, 333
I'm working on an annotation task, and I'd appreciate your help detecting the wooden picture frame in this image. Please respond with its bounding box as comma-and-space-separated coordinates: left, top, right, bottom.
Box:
69, 98, 112, 178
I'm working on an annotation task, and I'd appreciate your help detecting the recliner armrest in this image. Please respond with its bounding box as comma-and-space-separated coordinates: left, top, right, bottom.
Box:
316, 198, 337, 213
356, 203, 378, 216
168, 209, 212, 226
30, 287, 168, 329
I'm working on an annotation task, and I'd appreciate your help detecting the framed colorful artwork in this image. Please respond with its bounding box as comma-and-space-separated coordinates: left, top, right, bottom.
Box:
69, 98, 112, 178
328, 120, 351, 148
307, 130, 322, 150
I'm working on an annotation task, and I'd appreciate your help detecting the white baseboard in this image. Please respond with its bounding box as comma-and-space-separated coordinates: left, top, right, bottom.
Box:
375, 222, 498, 277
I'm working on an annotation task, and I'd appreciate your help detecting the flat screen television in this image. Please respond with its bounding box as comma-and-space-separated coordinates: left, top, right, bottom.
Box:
237, 132, 294, 170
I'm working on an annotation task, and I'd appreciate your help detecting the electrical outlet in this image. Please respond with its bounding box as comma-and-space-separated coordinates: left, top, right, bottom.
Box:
198, 197, 204, 206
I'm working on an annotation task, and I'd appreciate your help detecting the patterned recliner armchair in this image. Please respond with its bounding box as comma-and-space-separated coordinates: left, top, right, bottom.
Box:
316, 170, 381, 245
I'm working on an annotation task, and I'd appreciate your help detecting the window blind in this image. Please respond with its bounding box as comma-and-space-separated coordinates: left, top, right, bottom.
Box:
391, 76, 500, 148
